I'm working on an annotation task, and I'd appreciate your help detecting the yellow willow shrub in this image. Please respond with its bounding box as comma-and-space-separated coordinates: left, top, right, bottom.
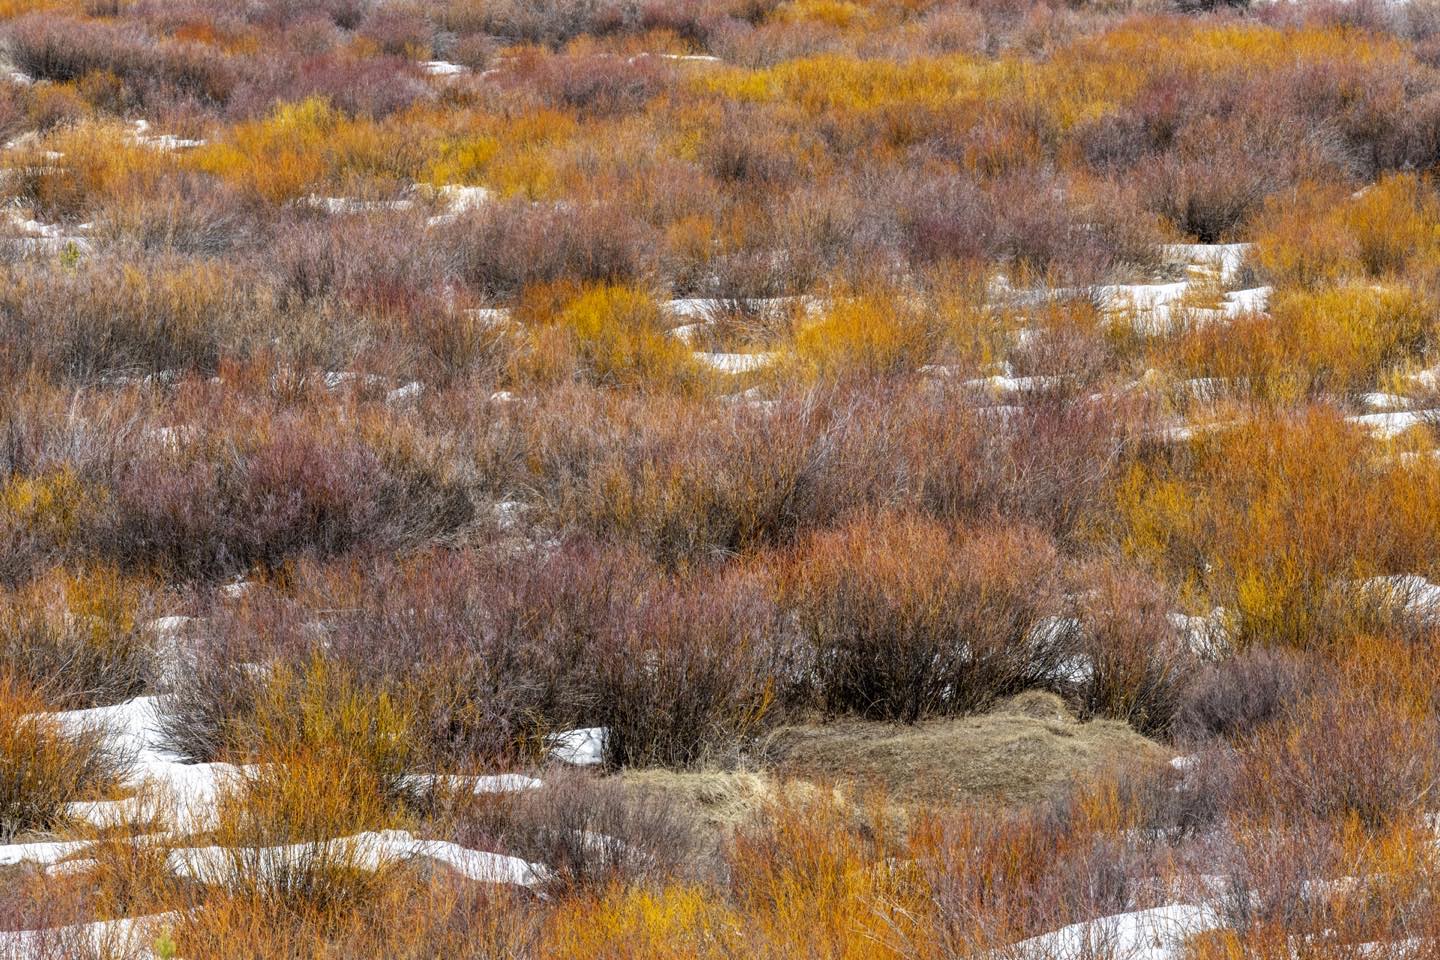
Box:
794, 289, 942, 379
1330, 634, 1440, 720
697, 53, 1004, 116
1254, 175, 1440, 287
1, 466, 94, 551
173, 19, 262, 54
213, 744, 408, 846
1235, 685, 1440, 827
543, 885, 746, 960
1177, 283, 1433, 401
3, 257, 267, 374
1186, 817, 1439, 956
190, 98, 427, 201
248, 656, 415, 798
775, 0, 872, 29
0, 0, 83, 14
1115, 410, 1440, 649
1325, 816, 1440, 935
486, 141, 568, 199
424, 133, 499, 186
1037, 20, 1415, 129
548, 284, 701, 390
61, 564, 145, 655
77, 828, 178, 921
423, 108, 578, 194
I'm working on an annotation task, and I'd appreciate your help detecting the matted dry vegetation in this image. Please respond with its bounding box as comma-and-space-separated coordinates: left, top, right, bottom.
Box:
5, 0, 1440, 956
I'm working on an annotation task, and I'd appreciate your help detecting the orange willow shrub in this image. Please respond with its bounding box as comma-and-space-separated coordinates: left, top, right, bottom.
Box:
1114, 409, 1440, 649
0, 673, 125, 839
725, 796, 922, 959
9, 119, 175, 218
1253, 174, 1440, 287
778, 511, 1072, 720
168, 882, 539, 960
0, 566, 153, 706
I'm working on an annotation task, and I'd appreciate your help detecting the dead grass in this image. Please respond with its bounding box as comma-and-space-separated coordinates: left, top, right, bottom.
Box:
758, 692, 1169, 809
613, 768, 830, 849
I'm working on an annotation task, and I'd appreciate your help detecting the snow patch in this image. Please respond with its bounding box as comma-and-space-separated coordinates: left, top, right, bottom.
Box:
1003, 904, 1221, 960
0, 912, 181, 960
694, 351, 778, 374
1348, 410, 1434, 439
130, 119, 204, 151
167, 829, 548, 888
1161, 242, 1252, 283
548, 727, 607, 766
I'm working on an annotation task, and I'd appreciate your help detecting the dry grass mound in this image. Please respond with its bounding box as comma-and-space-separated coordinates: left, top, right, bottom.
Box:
758, 691, 1168, 809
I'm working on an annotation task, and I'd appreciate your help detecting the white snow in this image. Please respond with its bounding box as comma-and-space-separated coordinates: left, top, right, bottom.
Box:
490, 499, 528, 534
46, 696, 183, 770
438, 184, 492, 209
627, 52, 723, 64
26, 694, 549, 893
300, 195, 414, 215
1403, 365, 1440, 392
1101, 282, 1270, 334
147, 615, 202, 691
3, 209, 92, 255
1360, 392, 1414, 411
1167, 608, 1232, 656
40, 697, 261, 834
426, 184, 493, 225
962, 373, 1061, 396
167, 830, 548, 888
1221, 286, 1271, 315
0, 912, 181, 960
548, 727, 606, 766
130, 119, 204, 151
66, 763, 255, 834
322, 370, 391, 391
386, 381, 425, 404
1003, 904, 1221, 959
1155, 418, 1241, 444
466, 307, 514, 329
667, 321, 706, 343
664, 296, 821, 320
220, 578, 254, 598
421, 60, 466, 76
1348, 410, 1434, 439
1161, 242, 1252, 283
1348, 574, 1440, 620
694, 351, 778, 374
0, 837, 91, 868
400, 772, 543, 795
